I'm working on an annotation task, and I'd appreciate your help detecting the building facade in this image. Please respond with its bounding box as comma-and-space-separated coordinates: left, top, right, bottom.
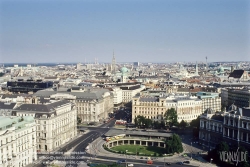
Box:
228, 87, 250, 108
120, 84, 145, 103
132, 94, 202, 123
197, 92, 221, 112
34, 88, 114, 124
0, 116, 37, 167
12, 100, 77, 152
199, 105, 250, 151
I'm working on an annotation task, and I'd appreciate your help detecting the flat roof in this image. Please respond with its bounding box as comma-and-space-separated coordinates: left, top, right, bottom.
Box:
105, 129, 172, 138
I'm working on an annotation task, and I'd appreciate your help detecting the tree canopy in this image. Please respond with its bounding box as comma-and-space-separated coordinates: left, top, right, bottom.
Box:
178, 120, 188, 129
164, 108, 178, 127
165, 133, 183, 154
190, 116, 200, 128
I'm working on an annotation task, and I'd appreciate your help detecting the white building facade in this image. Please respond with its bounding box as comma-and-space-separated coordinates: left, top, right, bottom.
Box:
0, 116, 37, 167
12, 100, 77, 152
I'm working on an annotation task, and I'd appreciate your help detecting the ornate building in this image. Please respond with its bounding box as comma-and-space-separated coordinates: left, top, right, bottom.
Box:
0, 116, 37, 167
132, 94, 202, 123
199, 104, 250, 151
12, 100, 77, 152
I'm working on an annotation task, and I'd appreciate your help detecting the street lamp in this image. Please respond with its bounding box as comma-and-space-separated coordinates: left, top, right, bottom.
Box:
191, 142, 192, 160
210, 158, 213, 164
126, 150, 128, 166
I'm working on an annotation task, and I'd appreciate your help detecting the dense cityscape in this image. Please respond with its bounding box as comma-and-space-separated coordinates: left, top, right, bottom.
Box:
1, 0, 250, 167
0, 59, 250, 167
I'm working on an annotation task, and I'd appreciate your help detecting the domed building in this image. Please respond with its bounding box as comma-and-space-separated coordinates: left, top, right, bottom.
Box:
217, 66, 225, 75
120, 67, 129, 83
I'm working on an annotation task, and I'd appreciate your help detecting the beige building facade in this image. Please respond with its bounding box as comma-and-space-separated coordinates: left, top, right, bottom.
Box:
12, 100, 77, 152
132, 94, 202, 123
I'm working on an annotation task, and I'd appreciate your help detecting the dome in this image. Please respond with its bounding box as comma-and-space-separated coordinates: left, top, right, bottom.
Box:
120, 67, 129, 74
218, 66, 224, 73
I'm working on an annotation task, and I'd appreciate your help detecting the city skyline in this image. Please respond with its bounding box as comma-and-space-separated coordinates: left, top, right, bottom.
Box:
1, 0, 250, 63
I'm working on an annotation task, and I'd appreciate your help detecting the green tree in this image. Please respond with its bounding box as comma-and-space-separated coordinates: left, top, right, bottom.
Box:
190, 116, 200, 128
164, 108, 178, 127
144, 118, 152, 128
165, 133, 183, 154
77, 117, 82, 124
208, 141, 230, 163
135, 115, 146, 128
160, 120, 166, 129
190, 116, 200, 138
153, 121, 160, 129
134, 117, 138, 127
179, 120, 188, 129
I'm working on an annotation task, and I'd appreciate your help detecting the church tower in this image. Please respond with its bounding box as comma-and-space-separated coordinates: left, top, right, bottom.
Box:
112, 51, 116, 74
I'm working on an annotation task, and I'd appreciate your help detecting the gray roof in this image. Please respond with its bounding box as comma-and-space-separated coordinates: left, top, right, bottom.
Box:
105, 129, 172, 138
139, 97, 159, 102
1, 94, 19, 99
0, 102, 16, 109
211, 115, 224, 122
33, 88, 110, 100
14, 100, 69, 112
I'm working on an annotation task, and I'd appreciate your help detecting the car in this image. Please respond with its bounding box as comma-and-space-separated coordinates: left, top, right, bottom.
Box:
165, 162, 171, 165
176, 162, 184, 165
117, 160, 126, 164
183, 160, 190, 164
147, 160, 153, 164
127, 164, 134, 167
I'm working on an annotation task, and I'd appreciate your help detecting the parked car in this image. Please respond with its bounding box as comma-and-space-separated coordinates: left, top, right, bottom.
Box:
176, 162, 183, 165
127, 164, 134, 167
165, 162, 171, 165
183, 160, 190, 164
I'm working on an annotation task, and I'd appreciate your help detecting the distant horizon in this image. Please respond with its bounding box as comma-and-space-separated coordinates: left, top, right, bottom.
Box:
1, 61, 249, 65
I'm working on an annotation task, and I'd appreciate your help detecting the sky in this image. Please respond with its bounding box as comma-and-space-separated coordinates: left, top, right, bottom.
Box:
0, 0, 250, 63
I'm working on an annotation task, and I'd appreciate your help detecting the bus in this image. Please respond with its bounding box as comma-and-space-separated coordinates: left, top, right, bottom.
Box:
106, 134, 126, 142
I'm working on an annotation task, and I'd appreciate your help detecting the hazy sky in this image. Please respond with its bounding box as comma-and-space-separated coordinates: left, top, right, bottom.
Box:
0, 0, 250, 63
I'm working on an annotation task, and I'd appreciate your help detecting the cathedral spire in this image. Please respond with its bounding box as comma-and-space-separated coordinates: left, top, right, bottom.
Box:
112, 50, 116, 74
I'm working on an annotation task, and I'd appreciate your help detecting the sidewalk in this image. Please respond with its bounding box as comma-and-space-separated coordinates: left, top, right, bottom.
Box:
87, 137, 217, 167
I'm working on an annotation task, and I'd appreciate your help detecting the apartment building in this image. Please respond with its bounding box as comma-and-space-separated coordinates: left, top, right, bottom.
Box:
0, 116, 37, 167
0, 102, 18, 116
34, 87, 114, 123
221, 88, 228, 107
228, 87, 250, 108
199, 109, 224, 149
120, 84, 145, 103
111, 87, 122, 107
197, 92, 221, 112
132, 94, 202, 123
11, 100, 77, 152
199, 104, 250, 151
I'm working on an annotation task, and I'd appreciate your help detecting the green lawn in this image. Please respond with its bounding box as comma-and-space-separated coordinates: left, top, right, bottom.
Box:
110, 145, 166, 155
